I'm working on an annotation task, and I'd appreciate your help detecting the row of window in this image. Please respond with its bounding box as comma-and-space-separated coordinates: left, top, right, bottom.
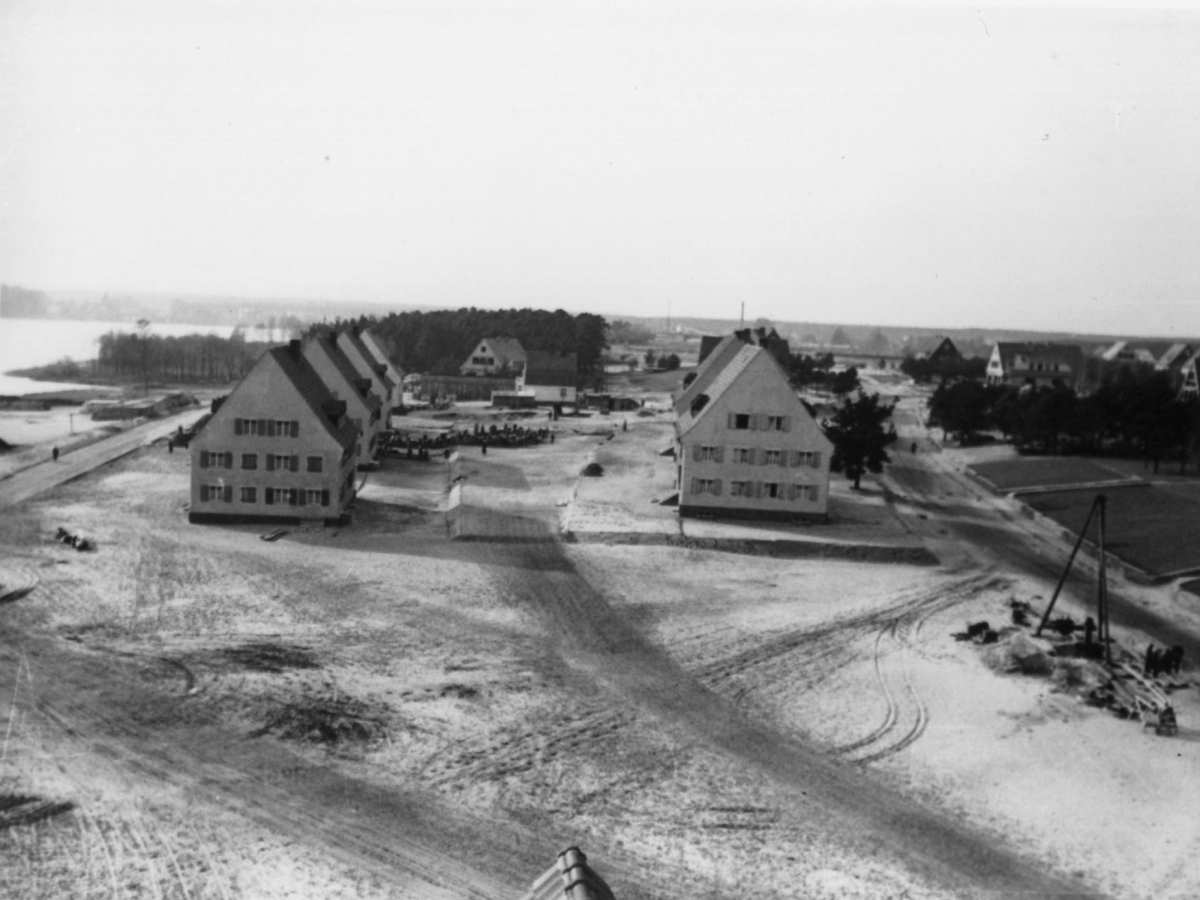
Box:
199, 484, 332, 506
199, 451, 325, 472
693, 446, 822, 467
233, 418, 300, 437
690, 478, 820, 501
726, 414, 792, 432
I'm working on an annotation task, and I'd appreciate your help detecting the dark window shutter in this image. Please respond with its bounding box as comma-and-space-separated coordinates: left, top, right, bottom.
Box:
298, 489, 307, 507
288, 489, 297, 506
290, 421, 299, 438
715, 446, 724, 463
322, 490, 330, 507
754, 481, 763, 498
690, 477, 699, 494
258, 418, 267, 434
788, 484, 798, 500
692, 444, 702, 462
713, 479, 722, 496
266, 455, 275, 472
223, 485, 232, 502
267, 420, 276, 437
265, 487, 273, 505
290, 455, 298, 473
200, 450, 209, 468
225, 452, 233, 469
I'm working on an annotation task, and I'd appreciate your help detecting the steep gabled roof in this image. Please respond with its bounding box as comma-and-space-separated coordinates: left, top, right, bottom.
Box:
675, 343, 761, 437
1157, 343, 1194, 369
519, 847, 615, 900
472, 337, 527, 369
673, 334, 742, 416
266, 344, 358, 449
342, 330, 397, 391
307, 334, 382, 411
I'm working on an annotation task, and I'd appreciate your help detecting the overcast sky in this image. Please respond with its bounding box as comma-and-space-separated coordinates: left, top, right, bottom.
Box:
2, 2, 1198, 336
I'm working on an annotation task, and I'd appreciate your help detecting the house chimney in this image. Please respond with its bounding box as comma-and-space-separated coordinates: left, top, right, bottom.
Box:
289, 339, 302, 358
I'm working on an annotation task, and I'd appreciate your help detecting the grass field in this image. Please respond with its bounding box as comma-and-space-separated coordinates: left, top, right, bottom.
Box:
1023, 483, 1200, 577
970, 456, 1133, 492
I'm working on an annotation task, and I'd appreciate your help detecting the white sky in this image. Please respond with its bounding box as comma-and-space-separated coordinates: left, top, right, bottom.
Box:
2, 2, 1198, 336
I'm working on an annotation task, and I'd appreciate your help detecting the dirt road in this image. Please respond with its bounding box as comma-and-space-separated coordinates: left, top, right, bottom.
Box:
0, 407, 209, 509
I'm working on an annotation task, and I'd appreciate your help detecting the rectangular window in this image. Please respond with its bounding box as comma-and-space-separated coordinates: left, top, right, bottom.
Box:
699, 445, 720, 462
763, 449, 782, 466
265, 487, 274, 505
763, 482, 780, 499
732, 414, 751, 430
241, 453, 257, 470
240, 487, 257, 503
733, 447, 753, 464
236, 418, 262, 436
305, 488, 323, 505
730, 480, 749, 497
203, 484, 231, 503
307, 455, 323, 473
692, 478, 715, 495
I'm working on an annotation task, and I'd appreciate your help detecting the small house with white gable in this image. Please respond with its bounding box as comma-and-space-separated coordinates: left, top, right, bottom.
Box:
461, 337, 527, 378
674, 343, 832, 521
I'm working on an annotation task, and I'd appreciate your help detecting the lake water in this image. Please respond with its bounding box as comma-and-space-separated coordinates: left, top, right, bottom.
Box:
0, 318, 237, 396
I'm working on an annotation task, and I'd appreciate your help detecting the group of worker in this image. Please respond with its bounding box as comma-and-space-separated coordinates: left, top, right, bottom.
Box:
1144, 643, 1185, 678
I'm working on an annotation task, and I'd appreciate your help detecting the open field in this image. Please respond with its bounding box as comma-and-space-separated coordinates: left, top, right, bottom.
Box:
0, 401, 1199, 898
970, 456, 1136, 492
1023, 483, 1200, 578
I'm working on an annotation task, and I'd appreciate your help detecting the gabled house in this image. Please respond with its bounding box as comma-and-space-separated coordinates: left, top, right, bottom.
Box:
986, 342, 1085, 390
1099, 340, 1173, 370
337, 330, 400, 413
917, 336, 961, 364
189, 341, 358, 525
460, 337, 527, 377
674, 343, 832, 521
517, 350, 578, 406
302, 333, 382, 466
359, 328, 405, 402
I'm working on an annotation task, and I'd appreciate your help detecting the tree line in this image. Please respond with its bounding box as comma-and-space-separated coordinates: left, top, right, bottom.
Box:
928, 370, 1200, 472
318, 308, 609, 383
95, 330, 261, 384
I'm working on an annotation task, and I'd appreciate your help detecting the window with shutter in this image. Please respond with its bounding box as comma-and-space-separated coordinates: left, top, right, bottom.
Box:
322, 490, 330, 506
200, 450, 209, 468
298, 489, 306, 506
714, 446, 724, 463
266, 454, 275, 472
290, 421, 299, 438
290, 456, 299, 473
692, 444, 702, 461
226, 452, 234, 469
265, 487, 274, 505
223, 485, 232, 502
258, 418, 267, 434
235, 418, 243, 435
713, 479, 722, 496
288, 489, 297, 506
267, 420, 276, 437
691, 477, 700, 494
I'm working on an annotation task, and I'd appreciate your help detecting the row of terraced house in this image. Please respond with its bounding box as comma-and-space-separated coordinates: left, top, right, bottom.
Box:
188, 328, 403, 526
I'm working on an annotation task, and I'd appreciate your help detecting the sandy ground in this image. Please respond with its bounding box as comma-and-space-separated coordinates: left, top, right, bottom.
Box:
0, 394, 1198, 898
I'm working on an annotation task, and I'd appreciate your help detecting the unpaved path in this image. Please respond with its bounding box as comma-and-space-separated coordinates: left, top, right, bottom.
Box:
466, 517, 1098, 898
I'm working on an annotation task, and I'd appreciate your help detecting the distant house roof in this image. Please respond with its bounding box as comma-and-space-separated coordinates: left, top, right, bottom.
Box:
519, 848, 616, 900
675, 343, 762, 438
471, 337, 527, 370
307, 334, 382, 411
993, 342, 1085, 379
523, 350, 577, 386
1157, 343, 1194, 370
267, 342, 358, 449
1100, 340, 1173, 364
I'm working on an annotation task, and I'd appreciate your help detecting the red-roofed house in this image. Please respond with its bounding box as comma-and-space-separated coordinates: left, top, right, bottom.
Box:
189, 341, 358, 524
